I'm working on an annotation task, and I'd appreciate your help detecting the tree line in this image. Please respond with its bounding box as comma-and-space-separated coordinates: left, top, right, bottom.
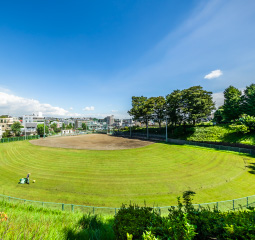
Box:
128, 83, 255, 128
128, 86, 215, 127
214, 84, 255, 123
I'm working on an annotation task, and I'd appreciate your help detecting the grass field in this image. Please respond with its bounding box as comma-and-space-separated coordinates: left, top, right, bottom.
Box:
0, 139, 255, 207
0, 200, 114, 239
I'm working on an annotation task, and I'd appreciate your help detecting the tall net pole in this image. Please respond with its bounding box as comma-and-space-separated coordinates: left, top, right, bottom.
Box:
130, 118, 132, 138
146, 118, 149, 139
44, 119, 45, 138
166, 117, 168, 143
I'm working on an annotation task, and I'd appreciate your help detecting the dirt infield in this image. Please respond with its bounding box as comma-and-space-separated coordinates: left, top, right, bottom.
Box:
30, 134, 154, 150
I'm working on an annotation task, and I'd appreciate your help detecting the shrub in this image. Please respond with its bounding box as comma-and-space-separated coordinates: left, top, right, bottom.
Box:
113, 204, 162, 240
142, 231, 159, 240
229, 124, 249, 134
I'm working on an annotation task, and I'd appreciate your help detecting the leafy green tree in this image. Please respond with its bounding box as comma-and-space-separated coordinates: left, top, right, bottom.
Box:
222, 86, 242, 121
67, 123, 73, 129
81, 122, 87, 130
11, 121, 22, 136
128, 96, 155, 129
182, 86, 215, 125
166, 90, 183, 126
37, 124, 49, 136
2, 130, 11, 138
152, 96, 166, 128
242, 83, 255, 116
50, 123, 58, 132
62, 123, 66, 129
213, 106, 224, 123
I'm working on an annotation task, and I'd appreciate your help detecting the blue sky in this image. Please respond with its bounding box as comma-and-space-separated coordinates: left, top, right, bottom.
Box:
0, 0, 255, 118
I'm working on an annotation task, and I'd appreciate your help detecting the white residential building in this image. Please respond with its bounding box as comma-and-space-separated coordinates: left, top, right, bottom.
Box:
61, 129, 74, 135
22, 112, 45, 135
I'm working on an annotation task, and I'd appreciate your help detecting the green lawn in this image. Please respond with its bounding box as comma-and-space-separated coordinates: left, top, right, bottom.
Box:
0, 141, 255, 207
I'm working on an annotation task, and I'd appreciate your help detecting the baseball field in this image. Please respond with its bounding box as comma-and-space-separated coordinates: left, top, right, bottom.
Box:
0, 134, 255, 207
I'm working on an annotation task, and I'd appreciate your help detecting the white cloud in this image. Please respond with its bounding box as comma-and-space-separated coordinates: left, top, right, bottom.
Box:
83, 106, 95, 111
0, 87, 11, 93
69, 107, 73, 110
212, 92, 224, 108
204, 69, 223, 79
0, 92, 81, 117
111, 110, 118, 113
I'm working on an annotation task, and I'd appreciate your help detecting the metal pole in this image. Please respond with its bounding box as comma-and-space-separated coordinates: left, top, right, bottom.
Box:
166, 117, 168, 143
147, 118, 149, 139
130, 119, 132, 138
44, 119, 45, 138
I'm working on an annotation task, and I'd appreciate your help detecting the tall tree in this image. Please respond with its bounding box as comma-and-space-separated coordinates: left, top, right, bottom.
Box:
11, 121, 22, 136
242, 84, 255, 116
182, 86, 215, 125
128, 96, 155, 128
152, 96, 166, 128
223, 86, 242, 121
37, 124, 49, 136
50, 122, 58, 132
213, 106, 225, 123
166, 90, 183, 126
81, 122, 87, 130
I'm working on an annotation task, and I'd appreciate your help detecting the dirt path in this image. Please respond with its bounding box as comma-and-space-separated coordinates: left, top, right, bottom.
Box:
30, 134, 154, 150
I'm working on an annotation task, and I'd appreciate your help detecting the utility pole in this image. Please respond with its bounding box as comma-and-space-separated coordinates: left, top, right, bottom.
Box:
166, 116, 168, 143
43, 119, 45, 138
130, 119, 132, 138
24, 120, 26, 140
146, 118, 149, 139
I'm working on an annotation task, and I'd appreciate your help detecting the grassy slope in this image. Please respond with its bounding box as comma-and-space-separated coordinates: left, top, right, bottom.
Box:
186, 125, 255, 145
0, 141, 255, 207
132, 125, 255, 145
0, 200, 114, 240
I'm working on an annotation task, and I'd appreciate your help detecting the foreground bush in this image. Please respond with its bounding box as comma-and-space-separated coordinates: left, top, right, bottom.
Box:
113, 191, 255, 240
113, 204, 164, 240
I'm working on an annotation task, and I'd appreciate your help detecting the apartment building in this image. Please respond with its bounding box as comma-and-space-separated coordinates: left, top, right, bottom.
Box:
22, 112, 45, 135
0, 116, 19, 131
104, 115, 114, 125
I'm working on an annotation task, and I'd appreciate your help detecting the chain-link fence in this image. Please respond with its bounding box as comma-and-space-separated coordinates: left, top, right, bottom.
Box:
0, 135, 40, 143
1, 194, 255, 215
